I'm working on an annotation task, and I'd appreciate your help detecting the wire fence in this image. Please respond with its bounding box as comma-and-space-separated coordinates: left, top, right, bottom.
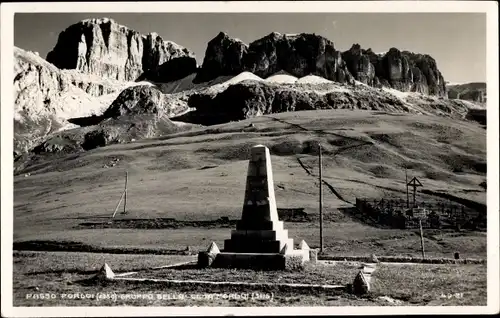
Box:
354, 198, 486, 230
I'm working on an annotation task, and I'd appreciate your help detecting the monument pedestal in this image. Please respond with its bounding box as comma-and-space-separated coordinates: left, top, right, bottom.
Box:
199, 145, 309, 270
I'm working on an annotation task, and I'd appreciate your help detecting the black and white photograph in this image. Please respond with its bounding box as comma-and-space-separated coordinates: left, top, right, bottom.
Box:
1, 1, 498, 316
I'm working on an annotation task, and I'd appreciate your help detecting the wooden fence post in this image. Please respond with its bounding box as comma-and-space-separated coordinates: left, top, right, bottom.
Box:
123, 171, 128, 215
419, 218, 426, 259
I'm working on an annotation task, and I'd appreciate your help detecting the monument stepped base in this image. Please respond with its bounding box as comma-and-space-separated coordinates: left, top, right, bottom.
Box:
198, 251, 309, 270
197, 145, 311, 271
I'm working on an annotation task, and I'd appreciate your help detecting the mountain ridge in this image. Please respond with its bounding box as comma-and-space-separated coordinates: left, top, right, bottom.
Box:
13, 18, 485, 159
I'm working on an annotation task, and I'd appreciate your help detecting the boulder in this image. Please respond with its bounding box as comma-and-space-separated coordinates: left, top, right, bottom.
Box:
280, 243, 290, 255
352, 271, 370, 295
198, 251, 218, 268
299, 240, 310, 250
206, 242, 221, 254
95, 263, 115, 281
102, 85, 167, 118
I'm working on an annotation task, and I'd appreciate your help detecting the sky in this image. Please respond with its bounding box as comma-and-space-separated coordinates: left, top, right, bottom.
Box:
14, 12, 487, 83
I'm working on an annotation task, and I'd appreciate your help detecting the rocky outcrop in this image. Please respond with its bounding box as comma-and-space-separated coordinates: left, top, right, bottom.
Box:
175, 80, 410, 125
447, 82, 486, 103
195, 32, 354, 84
13, 46, 146, 155
14, 45, 174, 155
46, 18, 197, 82
15, 47, 70, 124
102, 85, 190, 119
341, 45, 447, 97
173, 80, 478, 126
66, 84, 191, 128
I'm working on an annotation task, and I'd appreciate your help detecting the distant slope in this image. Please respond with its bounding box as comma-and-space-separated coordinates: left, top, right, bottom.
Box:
14, 110, 486, 248
18, 69, 484, 158
447, 82, 486, 103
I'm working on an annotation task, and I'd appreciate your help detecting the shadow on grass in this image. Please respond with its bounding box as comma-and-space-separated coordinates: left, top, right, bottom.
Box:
13, 240, 197, 256
24, 269, 99, 276
337, 207, 390, 229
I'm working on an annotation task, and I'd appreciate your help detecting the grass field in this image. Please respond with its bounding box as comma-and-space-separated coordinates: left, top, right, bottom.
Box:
14, 110, 486, 253
12, 109, 487, 306
13, 251, 487, 306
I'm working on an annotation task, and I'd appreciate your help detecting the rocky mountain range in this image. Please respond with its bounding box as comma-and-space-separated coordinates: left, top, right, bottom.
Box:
13, 18, 485, 161
195, 32, 447, 97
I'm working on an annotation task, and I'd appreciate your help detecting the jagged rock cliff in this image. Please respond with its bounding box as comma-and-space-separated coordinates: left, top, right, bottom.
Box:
196, 32, 353, 84
46, 18, 197, 82
341, 45, 447, 97
196, 32, 447, 97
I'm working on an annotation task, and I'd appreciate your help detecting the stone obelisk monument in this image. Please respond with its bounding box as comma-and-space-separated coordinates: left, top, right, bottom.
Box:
199, 144, 310, 270
224, 145, 293, 253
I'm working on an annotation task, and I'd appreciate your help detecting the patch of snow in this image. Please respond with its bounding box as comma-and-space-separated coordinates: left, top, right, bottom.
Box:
460, 99, 485, 110
297, 75, 333, 84
57, 86, 111, 119
53, 80, 152, 122
266, 74, 298, 84
265, 71, 298, 84
354, 80, 370, 87
82, 17, 116, 25
127, 81, 156, 88
222, 71, 263, 85
376, 51, 387, 56
56, 123, 80, 132
382, 87, 410, 99
171, 120, 195, 127
445, 81, 465, 86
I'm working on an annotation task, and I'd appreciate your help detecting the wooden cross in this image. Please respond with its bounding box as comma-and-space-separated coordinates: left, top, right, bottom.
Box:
407, 177, 423, 208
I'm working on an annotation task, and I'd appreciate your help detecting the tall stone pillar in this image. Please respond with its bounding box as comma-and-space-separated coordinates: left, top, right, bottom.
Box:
224, 145, 293, 253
